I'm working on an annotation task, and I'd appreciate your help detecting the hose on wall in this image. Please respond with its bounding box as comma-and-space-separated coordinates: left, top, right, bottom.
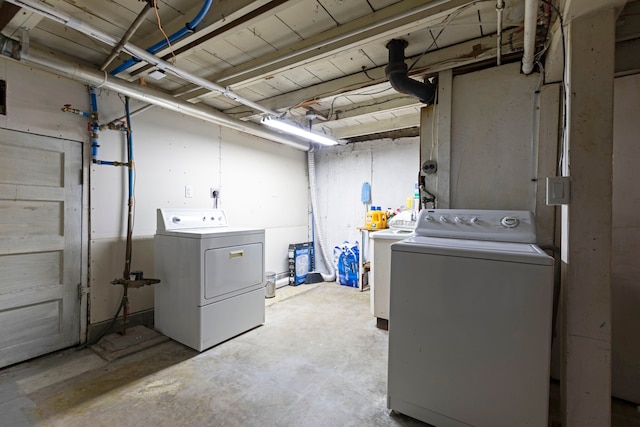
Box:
307, 149, 335, 281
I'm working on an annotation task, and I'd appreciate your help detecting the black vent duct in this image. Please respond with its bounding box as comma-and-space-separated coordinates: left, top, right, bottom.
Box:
385, 39, 436, 104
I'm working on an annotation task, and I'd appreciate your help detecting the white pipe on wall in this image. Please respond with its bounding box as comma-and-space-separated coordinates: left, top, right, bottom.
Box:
14, 44, 311, 151
522, 0, 539, 74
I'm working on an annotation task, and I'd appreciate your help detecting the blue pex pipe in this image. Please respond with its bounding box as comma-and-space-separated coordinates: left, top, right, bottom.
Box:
125, 97, 134, 199
89, 86, 123, 166
110, 0, 213, 76
89, 86, 100, 160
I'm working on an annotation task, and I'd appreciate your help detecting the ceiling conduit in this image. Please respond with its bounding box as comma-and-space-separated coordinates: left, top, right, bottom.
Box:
5, 0, 279, 117
0, 35, 310, 151
385, 39, 436, 104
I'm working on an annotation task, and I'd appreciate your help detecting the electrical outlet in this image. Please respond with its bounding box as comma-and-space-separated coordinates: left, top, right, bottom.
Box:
185, 185, 193, 198
210, 187, 220, 198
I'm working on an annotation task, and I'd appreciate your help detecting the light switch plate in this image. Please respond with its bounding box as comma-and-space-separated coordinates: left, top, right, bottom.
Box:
185, 185, 193, 198
546, 176, 570, 205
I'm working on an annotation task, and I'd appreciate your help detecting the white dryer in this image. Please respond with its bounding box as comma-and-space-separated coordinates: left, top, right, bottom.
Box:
388, 209, 554, 427
154, 209, 265, 351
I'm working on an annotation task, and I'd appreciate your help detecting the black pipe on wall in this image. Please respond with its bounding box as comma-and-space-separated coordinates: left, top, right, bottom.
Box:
385, 39, 436, 104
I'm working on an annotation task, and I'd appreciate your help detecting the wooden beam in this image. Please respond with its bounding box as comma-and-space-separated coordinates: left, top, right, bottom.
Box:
120, 0, 285, 76
176, 0, 472, 101
330, 95, 421, 121
328, 113, 420, 139
0, 2, 20, 32
130, 0, 297, 77
221, 30, 523, 119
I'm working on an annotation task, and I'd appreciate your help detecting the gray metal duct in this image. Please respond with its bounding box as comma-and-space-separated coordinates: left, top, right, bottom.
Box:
0, 36, 310, 151
385, 39, 436, 104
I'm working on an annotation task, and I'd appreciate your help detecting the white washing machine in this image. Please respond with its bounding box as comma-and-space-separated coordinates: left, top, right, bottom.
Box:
154, 208, 265, 351
370, 228, 413, 327
388, 209, 554, 427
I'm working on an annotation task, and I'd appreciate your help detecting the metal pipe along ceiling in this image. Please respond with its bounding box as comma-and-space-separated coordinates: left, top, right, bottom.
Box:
110, 0, 214, 75
5, 0, 279, 117
100, 2, 152, 71
4, 40, 309, 151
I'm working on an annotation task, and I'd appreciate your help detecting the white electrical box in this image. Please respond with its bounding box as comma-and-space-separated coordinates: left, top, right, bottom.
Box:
546, 176, 570, 205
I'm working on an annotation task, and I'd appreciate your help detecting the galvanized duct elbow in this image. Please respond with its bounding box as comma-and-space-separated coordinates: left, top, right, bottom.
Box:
385, 39, 435, 105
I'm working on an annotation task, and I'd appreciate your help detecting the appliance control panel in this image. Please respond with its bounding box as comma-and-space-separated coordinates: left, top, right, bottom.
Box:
157, 208, 228, 231
414, 209, 537, 243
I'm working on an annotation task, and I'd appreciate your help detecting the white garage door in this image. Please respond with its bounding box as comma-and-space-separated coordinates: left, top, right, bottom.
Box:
0, 128, 82, 368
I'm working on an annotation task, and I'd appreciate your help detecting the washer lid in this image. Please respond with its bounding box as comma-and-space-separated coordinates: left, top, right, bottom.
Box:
392, 236, 553, 265
370, 229, 414, 240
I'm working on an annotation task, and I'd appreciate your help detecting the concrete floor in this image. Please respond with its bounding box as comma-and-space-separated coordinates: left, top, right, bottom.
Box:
1, 283, 639, 427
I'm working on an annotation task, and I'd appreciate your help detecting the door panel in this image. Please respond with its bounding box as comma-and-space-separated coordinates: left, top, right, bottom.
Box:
204, 243, 263, 299
0, 128, 82, 368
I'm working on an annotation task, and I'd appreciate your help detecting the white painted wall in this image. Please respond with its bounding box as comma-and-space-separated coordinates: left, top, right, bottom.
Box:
313, 137, 419, 271
450, 62, 542, 210
421, 62, 558, 244
0, 60, 88, 141
89, 92, 309, 323
0, 59, 310, 325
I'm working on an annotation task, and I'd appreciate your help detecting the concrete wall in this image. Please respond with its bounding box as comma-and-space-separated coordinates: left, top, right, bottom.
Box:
612, 73, 640, 403
0, 59, 309, 325
313, 137, 419, 270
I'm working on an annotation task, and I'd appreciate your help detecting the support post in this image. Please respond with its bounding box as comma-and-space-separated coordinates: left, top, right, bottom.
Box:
561, 8, 616, 427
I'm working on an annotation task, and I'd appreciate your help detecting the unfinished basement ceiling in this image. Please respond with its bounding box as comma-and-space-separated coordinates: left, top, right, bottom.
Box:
0, 0, 550, 141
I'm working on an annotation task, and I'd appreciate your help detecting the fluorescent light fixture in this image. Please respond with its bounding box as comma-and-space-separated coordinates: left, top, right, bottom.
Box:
261, 116, 337, 146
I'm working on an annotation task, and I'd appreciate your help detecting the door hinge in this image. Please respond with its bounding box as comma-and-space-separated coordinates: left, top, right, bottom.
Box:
77, 283, 89, 299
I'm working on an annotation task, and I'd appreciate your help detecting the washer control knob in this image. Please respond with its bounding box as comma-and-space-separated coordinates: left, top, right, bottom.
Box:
454, 216, 464, 224
470, 216, 479, 224
425, 215, 434, 222
172, 217, 181, 223
439, 216, 449, 223
501, 216, 519, 228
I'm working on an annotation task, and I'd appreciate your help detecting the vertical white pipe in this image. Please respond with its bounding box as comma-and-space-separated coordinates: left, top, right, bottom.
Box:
496, 0, 504, 66
522, 0, 539, 74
